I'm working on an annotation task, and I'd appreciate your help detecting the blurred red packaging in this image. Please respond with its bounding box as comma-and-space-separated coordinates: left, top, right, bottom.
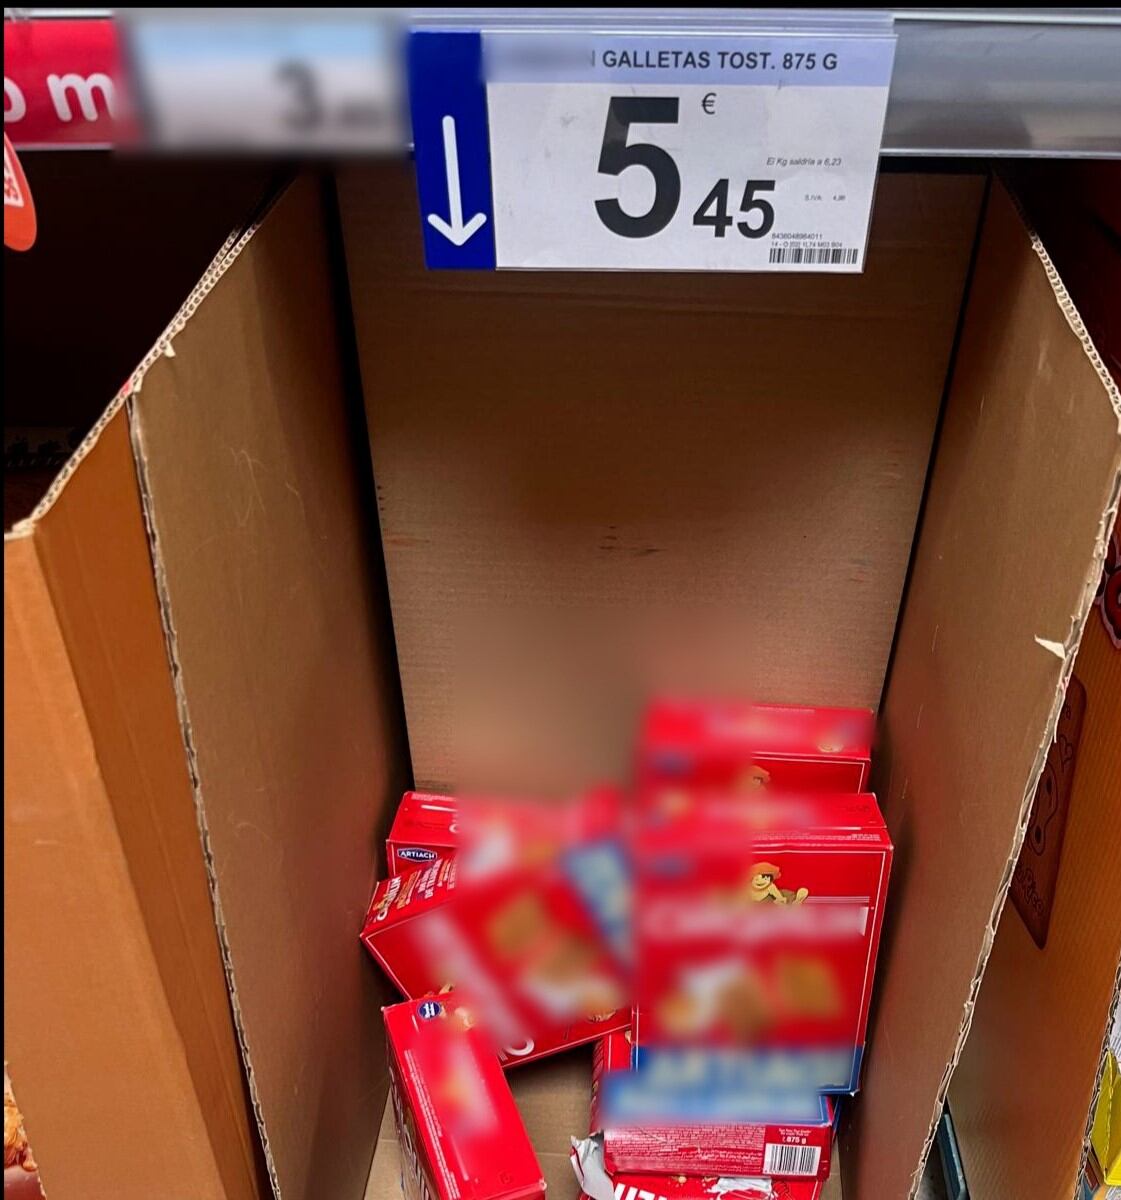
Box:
384, 996, 546, 1200
632, 791, 892, 1093
571, 1144, 830, 1200
387, 791, 459, 875
362, 793, 631, 1066
638, 701, 872, 792
588, 1031, 835, 1180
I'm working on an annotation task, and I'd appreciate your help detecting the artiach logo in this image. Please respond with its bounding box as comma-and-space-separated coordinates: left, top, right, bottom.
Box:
399, 847, 439, 862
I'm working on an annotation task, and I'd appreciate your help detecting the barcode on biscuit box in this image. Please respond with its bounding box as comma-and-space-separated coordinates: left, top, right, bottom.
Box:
762, 1143, 821, 1176
768, 245, 859, 265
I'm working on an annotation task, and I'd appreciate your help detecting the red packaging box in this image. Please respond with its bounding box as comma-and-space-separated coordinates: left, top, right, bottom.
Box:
589, 1032, 835, 1181
638, 701, 873, 793
582, 1167, 828, 1200
633, 791, 892, 1094
388, 791, 459, 875
362, 854, 629, 1067
384, 996, 546, 1200
571, 1139, 830, 1200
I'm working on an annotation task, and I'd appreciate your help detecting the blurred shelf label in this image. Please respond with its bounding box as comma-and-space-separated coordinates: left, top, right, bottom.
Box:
121, 12, 404, 152
4, 17, 131, 149
410, 26, 896, 272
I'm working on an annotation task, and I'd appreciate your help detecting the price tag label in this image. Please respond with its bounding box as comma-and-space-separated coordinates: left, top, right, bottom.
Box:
123, 13, 404, 152
410, 28, 895, 272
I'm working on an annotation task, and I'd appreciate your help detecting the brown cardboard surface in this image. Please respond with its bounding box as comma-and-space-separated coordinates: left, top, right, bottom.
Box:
128, 173, 408, 1200
4, 519, 229, 1198
948, 532, 1121, 1200
338, 163, 984, 793
25, 408, 266, 1200
847, 182, 1121, 1200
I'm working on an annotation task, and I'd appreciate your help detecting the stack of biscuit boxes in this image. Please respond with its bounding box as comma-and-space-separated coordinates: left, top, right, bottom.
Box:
362, 702, 893, 1200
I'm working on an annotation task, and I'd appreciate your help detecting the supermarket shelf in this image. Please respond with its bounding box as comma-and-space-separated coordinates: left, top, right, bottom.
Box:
885, 8, 1121, 157
5, 8, 1121, 157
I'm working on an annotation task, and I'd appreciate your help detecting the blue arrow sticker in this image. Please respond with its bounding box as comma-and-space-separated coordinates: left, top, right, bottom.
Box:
409, 31, 496, 270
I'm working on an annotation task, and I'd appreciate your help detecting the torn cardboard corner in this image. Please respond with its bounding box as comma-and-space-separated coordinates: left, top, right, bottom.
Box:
570, 1135, 827, 1200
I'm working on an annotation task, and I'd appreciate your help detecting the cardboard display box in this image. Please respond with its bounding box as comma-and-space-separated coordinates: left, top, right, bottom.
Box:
4, 159, 1120, 1200
945, 160, 1121, 1200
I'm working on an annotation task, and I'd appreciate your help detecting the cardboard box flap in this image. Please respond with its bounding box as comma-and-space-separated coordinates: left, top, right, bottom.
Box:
5, 507, 236, 1198
126, 173, 408, 1200
845, 180, 1121, 1199
948, 515, 1121, 1199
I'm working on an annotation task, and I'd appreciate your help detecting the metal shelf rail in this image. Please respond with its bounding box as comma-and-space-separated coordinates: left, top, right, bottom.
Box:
4, 7, 1121, 157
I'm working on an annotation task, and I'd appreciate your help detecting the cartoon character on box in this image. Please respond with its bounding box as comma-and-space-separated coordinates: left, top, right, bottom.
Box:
747, 862, 809, 905
634, 793, 892, 1093
739, 765, 772, 790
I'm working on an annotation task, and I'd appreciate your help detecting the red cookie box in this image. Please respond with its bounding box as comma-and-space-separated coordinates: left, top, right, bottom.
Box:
638, 700, 873, 793
361, 855, 629, 1068
388, 791, 459, 875
589, 1032, 835, 1181
384, 997, 546, 1200
599, 1170, 826, 1200
571, 1152, 829, 1200
633, 791, 892, 1093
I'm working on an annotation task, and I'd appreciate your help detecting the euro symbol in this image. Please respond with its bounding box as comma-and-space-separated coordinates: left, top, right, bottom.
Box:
702, 93, 717, 115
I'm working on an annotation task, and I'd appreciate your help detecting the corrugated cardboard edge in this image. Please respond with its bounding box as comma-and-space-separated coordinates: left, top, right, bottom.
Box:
126, 172, 407, 1200
3, 226, 228, 540
904, 183, 1121, 1200
5, 187, 289, 1199
125, 205, 289, 1200
6, 168, 291, 536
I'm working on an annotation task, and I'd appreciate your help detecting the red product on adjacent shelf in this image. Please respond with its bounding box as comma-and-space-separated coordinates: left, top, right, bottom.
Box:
384, 996, 546, 1200
638, 700, 873, 792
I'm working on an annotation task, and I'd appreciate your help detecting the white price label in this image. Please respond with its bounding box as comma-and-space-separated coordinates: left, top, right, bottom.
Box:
124, 13, 404, 152
411, 29, 896, 273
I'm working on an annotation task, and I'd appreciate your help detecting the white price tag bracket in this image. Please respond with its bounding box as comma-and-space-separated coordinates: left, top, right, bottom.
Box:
410, 27, 896, 272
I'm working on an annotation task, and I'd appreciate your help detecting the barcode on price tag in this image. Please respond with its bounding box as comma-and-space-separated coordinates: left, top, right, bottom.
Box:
769, 245, 860, 265
409, 24, 896, 272
763, 1142, 822, 1176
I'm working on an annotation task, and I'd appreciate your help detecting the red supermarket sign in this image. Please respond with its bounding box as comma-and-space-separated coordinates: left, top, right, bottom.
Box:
4, 18, 134, 148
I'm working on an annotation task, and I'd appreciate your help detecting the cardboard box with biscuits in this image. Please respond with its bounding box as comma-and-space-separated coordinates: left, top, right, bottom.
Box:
12, 156, 1113, 1200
